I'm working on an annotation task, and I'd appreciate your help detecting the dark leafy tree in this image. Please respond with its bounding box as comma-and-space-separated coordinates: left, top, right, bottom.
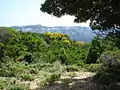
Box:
85, 36, 102, 64
41, 0, 120, 30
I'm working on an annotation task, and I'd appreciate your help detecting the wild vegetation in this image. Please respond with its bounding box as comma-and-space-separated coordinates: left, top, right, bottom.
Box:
0, 0, 120, 89
40, 0, 120, 89
0, 27, 91, 89
0, 26, 120, 89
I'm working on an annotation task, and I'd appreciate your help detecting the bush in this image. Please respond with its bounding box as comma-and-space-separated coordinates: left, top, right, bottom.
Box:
0, 62, 24, 77
39, 72, 60, 86
21, 74, 34, 81
99, 50, 120, 69
0, 78, 28, 90
9, 85, 25, 90
94, 72, 116, 85
39, 78, 47, 87
67, 72, 77, 77
65, 65, 80, 72
0, 79, 6, 89
41, 61, 62, 73
85, 36, 103, 64
28, 68, 39, 74
87, 64, 100, 72
9, 84, 27, 90
46, 73, 60, 84
94, 50, 120, 85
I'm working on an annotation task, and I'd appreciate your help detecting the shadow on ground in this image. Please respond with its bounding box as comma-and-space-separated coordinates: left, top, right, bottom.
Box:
36, 77, 103, 90
34, 75, 120, 90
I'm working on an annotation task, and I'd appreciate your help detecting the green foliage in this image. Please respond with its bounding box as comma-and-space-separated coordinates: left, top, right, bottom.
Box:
85, 36, 103, 64
85, 36, 117, 64
21, 74, 34, 81
46, 73, 60, 84
28, 68, 39, 74
0, 79, 6, 89
44, 32, 69, 40
64, 65, 80, 72
0, 78, 28, 90
105, 32, 120, 50
0, 27, 95, 89
9, 85, 25, 90
41, 0, 120, 30
0, 27, 88, 64
94, 50, 120, 85
67, 72, 77, 77
0, 27, 90, 69
38, 62, 62, 86
86, 64, 100, 72
94, 72, 116, 85
99, 50, 120, 71
74, 41, 85, 46
39, 78, 47, 87
0, 62, 24, 77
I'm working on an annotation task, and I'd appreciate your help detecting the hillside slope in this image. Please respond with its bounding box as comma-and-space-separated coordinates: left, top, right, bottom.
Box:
11, 25, 95, 42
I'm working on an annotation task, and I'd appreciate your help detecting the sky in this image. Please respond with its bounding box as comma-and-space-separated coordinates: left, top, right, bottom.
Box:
0, 0, 89, 27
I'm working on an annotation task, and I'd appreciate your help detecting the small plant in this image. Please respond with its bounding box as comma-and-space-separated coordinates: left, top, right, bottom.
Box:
87, 64, 100, 72
9, 86, 24, 90
46, 73, 60, 84
21, 74, 34, 81
0, 62, 24, 77
68, 72, 77, 77
28, 68, 39, 74
0, 79, 6, 89
39, 79, 47, 87
94, 50, 120, 85
9, 84, 27, 90
65, 65, 80, 72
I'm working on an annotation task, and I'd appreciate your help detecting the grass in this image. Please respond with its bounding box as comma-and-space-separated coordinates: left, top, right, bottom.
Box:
0, 61, 100, 89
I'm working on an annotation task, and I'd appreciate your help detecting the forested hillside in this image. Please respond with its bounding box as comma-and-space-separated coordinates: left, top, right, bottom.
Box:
0, 27, 89, 64
0, 27, 120, 90
11, 25, 95, 42
0, 27, 90, 89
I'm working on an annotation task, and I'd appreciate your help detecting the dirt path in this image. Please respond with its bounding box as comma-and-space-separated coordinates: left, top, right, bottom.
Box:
26, 71, 120, 90
36, 72, 102, 90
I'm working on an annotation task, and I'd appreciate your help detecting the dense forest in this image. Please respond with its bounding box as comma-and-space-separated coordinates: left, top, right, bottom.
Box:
0, 27, 120, 90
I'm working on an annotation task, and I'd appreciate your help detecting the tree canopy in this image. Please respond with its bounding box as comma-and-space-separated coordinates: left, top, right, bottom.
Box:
41, 0, 120, 30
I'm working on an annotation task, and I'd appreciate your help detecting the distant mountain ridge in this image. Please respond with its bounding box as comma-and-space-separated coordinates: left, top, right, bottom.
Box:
11, 25, 96, 42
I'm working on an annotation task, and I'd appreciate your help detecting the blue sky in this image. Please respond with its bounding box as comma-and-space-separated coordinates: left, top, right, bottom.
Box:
0, 0, 89, 27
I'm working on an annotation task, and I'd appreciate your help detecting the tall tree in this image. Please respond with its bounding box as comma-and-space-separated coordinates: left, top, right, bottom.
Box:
40, 0, 120, 30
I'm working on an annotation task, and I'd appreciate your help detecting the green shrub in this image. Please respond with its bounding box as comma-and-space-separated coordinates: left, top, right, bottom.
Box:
9, 86, 24, 90
46, 73, 60, 84
85, 36, 104, 64
94, 72, 116, 85
65, 65, 80, 72
99, 50, 120, 69
21, 74, 34, 81
39, 78, 47, 87
67, 72, 77, 77
94, 50, 120, 85
41, 61, 62, 73
28, 68, 39, 74
0, 79, 6, 89
0, 62, 24, 77
39, 72, 60, 86
9, 84, 27, 90
87, 64, 100, 72
77, 62, 86, 68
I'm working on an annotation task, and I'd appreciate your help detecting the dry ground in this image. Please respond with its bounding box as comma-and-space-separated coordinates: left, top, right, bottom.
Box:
27, 72, 120, 90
